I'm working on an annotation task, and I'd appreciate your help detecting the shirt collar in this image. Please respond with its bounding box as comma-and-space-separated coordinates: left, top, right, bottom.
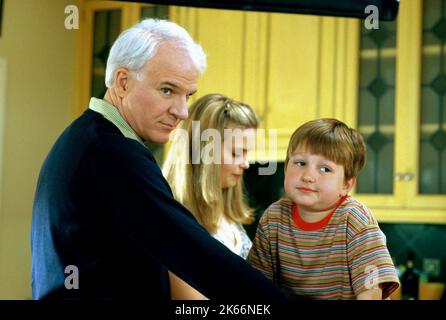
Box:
88, 97, 144, 145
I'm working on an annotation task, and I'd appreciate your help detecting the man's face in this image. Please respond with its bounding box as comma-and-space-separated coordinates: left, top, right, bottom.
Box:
118, 42, 199, 143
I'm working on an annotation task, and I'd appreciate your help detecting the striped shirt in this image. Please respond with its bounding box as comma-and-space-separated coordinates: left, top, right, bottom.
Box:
247, 196, 400, 299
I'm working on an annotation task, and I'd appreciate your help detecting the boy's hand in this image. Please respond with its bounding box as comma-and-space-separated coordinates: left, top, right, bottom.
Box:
356, 288, 383, 300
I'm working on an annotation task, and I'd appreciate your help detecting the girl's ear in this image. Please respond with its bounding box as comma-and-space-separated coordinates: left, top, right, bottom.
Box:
341, 176, 356, 197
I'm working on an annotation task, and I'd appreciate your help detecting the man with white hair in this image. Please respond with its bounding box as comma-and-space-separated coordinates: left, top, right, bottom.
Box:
31, 19, 289, 301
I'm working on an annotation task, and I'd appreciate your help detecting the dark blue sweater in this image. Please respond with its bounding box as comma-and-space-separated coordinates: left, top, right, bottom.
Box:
31, 109, 288, 301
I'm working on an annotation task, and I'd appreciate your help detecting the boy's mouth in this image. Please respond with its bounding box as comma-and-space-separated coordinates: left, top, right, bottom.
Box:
297, 187, 316, 193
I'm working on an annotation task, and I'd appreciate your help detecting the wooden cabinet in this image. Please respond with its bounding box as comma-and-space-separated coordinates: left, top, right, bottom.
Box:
77, 1, 445, 223
78, 3, 353, 161
171, 7, 358, 161
173, 1, 446, 223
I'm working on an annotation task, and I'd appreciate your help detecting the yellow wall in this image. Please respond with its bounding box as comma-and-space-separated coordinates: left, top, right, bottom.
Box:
0, 0, 78, 299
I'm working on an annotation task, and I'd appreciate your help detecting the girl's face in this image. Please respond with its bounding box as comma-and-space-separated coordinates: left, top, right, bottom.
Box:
220, 127, 256, 189
284, 146, 355, 214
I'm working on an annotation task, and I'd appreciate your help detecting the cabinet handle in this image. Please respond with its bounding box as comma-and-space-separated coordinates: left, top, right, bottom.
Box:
403, 172, 414, 181
395, 172, 414, 181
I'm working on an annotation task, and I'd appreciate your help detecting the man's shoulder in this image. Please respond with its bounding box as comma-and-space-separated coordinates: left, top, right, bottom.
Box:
60, 109, 120, 143
70, 109, 150, 156
47, 109, 156, 171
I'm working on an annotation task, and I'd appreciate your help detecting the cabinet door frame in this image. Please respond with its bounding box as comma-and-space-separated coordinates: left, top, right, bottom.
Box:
398, 0, 446, 212
350, 0, 446, 223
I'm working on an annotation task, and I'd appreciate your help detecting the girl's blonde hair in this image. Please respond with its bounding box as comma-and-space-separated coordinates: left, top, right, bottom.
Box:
162, 93, 259, 234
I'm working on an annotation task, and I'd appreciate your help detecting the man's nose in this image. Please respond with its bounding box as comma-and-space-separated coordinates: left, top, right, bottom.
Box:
171, 96, 189, 120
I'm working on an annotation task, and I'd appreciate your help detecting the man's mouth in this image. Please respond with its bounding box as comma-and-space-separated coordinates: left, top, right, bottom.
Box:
160, 122, 176, 130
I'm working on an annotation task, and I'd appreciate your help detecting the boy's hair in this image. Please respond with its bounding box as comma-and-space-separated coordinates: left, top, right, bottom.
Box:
162, 93, 259, 234
285, 118, 366, 180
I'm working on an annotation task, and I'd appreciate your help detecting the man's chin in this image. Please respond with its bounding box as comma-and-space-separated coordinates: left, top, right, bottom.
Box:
144, 135, 169, 145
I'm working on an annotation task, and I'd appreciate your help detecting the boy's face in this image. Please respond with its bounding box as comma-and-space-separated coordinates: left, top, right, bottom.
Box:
284, 146, 355, 214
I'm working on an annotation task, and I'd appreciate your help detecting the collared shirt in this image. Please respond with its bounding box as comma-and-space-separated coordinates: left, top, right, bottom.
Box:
88, 97, 144, 145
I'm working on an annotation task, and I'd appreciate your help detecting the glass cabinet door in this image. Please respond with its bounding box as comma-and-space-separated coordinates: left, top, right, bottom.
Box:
141, 4, 168, 19
90, 8, 122, 99
356, 20, 397, 196
419, 0, 446, 196
353, 18, 403, 209
77, 1, 125, 113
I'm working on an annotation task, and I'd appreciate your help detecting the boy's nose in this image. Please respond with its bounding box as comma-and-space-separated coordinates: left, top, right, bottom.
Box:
301, 171, 315, 183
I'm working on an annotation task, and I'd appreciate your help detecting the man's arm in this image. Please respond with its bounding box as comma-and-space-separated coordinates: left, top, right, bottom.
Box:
102, 139, 290, 300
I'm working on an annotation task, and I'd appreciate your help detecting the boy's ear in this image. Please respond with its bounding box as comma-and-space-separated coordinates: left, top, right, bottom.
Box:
341, 176, 356, 196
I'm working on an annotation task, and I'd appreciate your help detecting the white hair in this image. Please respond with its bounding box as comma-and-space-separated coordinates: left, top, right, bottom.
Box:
105, 18, 207, 88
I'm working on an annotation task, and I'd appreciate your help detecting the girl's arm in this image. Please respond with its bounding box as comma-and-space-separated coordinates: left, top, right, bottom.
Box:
169, 271, 208, 300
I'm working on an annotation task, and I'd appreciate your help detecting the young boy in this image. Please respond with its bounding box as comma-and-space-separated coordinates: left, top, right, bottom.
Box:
247, 118, 400, 300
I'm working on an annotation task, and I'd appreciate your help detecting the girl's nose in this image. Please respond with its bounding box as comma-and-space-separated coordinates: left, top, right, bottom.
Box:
240, 158, 250, 170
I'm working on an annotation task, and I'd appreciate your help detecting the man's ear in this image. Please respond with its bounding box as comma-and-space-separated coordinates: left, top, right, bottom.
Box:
341, 176, 356, 196
114, 68, 130, 98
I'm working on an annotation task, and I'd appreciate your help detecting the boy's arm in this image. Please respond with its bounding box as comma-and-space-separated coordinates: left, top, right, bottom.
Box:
347, 224, 400, 299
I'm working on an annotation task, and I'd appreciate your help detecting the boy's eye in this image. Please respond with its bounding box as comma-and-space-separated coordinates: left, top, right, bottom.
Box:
320, 166, 331, 173
160, 88, 172, 95
294, 161, 305, 167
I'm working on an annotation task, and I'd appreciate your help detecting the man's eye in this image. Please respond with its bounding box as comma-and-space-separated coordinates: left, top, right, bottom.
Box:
186, 93, 193, 101
161, 88, 172, 95
320, 167, 331, 173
